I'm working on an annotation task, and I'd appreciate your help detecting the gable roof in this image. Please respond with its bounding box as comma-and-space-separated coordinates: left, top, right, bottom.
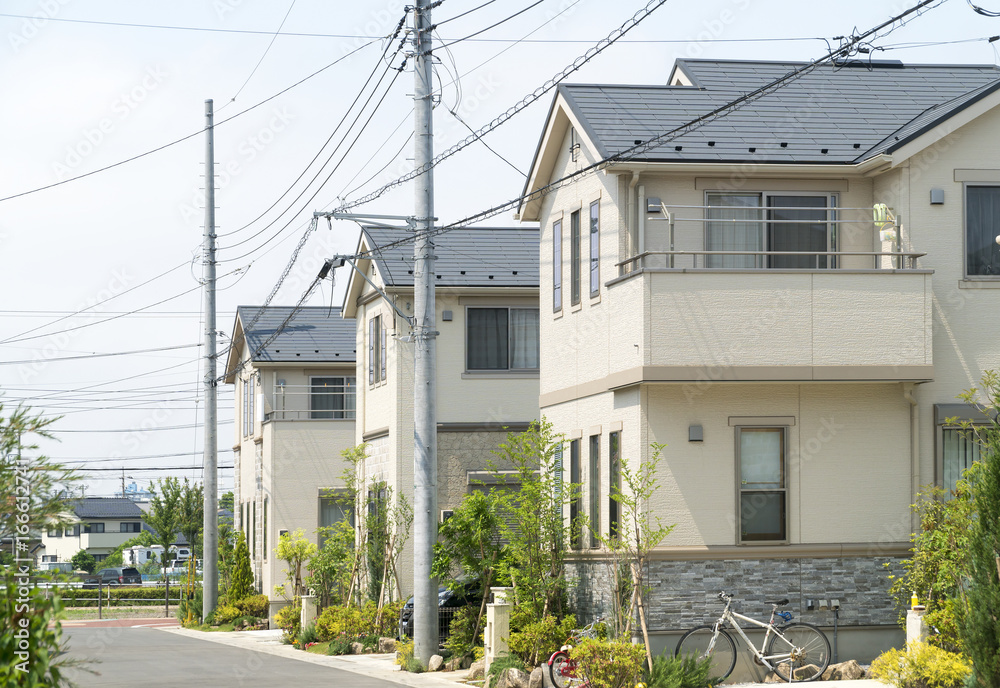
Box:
71, 498, 144, 520
227, 307, 356, 378
563, 59, 1000, 165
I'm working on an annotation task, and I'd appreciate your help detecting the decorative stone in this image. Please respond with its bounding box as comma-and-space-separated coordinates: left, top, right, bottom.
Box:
350, 641, 364, 655
469, 659, 486, 680
497, 667, 530, 688
445, 657, 462, 671
378, 637, 397, 654
528, 666, 544, 688
765, 665, 820, 683
429, 654, 445, 672
821, 659, 866, 680
461, 655, 474, 670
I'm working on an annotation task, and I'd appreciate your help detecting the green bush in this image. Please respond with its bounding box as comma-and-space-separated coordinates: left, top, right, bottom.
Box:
444, 605, 481, 659
487, 655, 526, 682
644, 653, 714, 688
177, 587, 204, 626
234, 594, 268, 619
869, 641, 972, 688
298, 622, 319, 647
61, 586, 182, 607
213, 605, 243, 625
507, 612, 576, 666
571, 637, 645, 688
274, 603, 301, 644
328, 635, 353, 655
314, 600, 402, 642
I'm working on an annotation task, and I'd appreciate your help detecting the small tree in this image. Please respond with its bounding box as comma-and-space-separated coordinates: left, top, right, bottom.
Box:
177, 478, 204, 558
228, 531, 254, 602
145, 477, 183, 617
71, 549, 96, 574
956, 372, 1000, 688
220, 490, 235, 513
273, 528, 316, 601
308, 520, 355, 608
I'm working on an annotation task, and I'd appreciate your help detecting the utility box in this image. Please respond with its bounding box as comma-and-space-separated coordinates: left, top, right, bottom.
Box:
484, 587, 513, 674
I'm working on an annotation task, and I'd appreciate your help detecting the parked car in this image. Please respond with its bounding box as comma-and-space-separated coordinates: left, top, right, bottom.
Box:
398, 577, 483, 642
83, 567, 142, 588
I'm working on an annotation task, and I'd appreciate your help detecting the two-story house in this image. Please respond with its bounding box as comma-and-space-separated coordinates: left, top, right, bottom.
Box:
341, 225, 540, 599
225, 306, 357, 618
40, 497, 144, 564
517, 58, 1000, 661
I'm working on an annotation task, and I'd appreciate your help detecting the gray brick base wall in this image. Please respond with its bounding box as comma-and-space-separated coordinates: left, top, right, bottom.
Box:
567, 555, 906, 631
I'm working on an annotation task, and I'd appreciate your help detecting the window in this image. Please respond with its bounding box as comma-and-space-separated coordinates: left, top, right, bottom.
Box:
247, 375, 255, 435
263, 497, 268, 562
466, 307, 540, 371
84, 523, 105, 534
942, 427, 982, 494
251, 500, 256, 555
47, 528, 61, 537
65, 525, 80, 537
310, 376, 356, 419
93, 554, 107, 562
120, 522, 140, 533
589, 434, 600, 548
589, 201, 600, 297
553, 218, 563, 312
319, 493, 354, 546
570, 210, 581, 305
242, 377, 249, 436
706, 193, 837, 269
569, 439, 582, 550
966, 186, 1000, 276
737, 427, 787, 542
608, 431, 621, 539
369, 315, 386, 385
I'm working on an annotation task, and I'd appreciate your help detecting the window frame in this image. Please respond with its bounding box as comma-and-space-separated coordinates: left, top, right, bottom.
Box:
569, 439, 582, 550
735, 426, 788, 544
589, 201, 600, 298
309, 375, 357, 419
120, 522, 141, 534
83, 522, 106, 534
464, 306, 540, 372
369, 314, 386, 386
963, 183, 1000, 279
570, 209, 581, 305
608, 431, 621, 540
553, 218, 563, 313
588, 434, 600, 548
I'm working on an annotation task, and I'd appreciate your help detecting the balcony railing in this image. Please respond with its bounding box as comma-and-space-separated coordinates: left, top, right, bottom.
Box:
265, 383, 356, 422
618, 250, 926, 272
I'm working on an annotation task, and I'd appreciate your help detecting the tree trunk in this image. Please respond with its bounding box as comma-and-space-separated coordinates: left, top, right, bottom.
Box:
164, 564, 170, 619
632, 563, 653, 672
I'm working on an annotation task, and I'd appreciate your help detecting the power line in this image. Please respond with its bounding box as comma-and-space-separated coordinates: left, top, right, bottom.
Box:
431, 0, 545, 52
75, 465, 235, 472
434, 0, 500, 26
49, 422, 234, 433
221, 0, 298, 109
0, 343, 201, 366
58, 449, 233, 463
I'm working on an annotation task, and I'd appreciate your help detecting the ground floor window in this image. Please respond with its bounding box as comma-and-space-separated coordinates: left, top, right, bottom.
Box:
942, 427, 982, 495
569, 439, 582, 549
608, 431, 621, 539
737, 427, 787, 542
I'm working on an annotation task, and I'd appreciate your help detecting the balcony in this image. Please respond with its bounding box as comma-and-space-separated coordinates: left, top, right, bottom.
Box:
262, 381, 356, 422
605, 203, 933, 380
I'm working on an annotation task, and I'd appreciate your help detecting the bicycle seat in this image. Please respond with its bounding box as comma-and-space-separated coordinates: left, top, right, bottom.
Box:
766, 598, 790, 607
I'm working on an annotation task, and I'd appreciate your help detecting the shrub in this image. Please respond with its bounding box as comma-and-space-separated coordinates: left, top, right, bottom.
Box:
229, 532, 254, 602
869, 641, 972, 688
212, 605, 243, 626
644, 653, 713, 688
571, 637, 646, 688
274, 603, 301, 644
177, 587, 204, 626
314, 600, 403, 642
507, 612, 576, 666
395, 639, 424, 673
61, 586, 183, 607
234, 594, 268, 619
328, 635, 353, 655
487, 655, 526, 682
298, 622, 319, 648
444, 605, 481, 659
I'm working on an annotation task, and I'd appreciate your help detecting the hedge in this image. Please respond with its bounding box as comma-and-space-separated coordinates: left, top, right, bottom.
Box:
55, 586, 185, 607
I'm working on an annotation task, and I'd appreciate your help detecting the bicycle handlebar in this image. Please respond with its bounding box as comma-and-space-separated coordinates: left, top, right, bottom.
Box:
717, 591, 732, 601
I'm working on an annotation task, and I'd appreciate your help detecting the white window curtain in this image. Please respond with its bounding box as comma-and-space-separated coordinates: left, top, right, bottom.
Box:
706, 193, 763, 268
943, 428, 982, 495
510, 308, 540, 369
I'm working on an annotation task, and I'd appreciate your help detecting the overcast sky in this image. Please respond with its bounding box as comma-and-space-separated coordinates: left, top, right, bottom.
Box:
1, 0, 996, 497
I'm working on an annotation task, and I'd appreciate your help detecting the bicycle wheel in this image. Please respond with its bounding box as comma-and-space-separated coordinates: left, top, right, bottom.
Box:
675, 625, 737, 683
765, 622, 831, 682
549, 651, 572, 688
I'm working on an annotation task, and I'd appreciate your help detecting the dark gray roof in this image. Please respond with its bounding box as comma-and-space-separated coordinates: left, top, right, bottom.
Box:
237, 306, 356, 363
363, 227, 539, 288
72, 498, 143, 519
561, 59, 1000, 165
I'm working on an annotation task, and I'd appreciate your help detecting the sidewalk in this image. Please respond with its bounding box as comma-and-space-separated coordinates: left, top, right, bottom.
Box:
161, 627, 887, 688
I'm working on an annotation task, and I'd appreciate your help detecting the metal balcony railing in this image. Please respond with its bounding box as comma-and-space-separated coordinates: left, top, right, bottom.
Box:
264, 383, 356, 421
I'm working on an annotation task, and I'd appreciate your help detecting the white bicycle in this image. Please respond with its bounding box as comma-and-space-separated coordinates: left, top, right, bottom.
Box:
675, 591, 830, 683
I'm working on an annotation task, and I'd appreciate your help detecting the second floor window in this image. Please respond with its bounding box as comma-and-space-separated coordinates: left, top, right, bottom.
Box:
570, 209, 581, 305
83, 523, 105, 534
966, 185, 1000, 276
553, 218, 563, 312
590, 201, 600, 297
369, 315, 386, 385
120, 522, 141, 533
467, 307, 539, 371
310, 376, 356, 419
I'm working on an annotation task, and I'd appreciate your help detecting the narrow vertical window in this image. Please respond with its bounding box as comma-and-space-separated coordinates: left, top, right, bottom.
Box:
569, 439, 581, 549
553, 219, 563, 312
242, 377, 249, 436
589, 434, 600, 548
589, 201, 600, 297
247, 375, 254, 436
738, 427, 787, 542
251, 500, 256, 556
263, 497, 268, 562
571, 210, 581, 306
608, 431, 621, 539
380, 315, 387, 381
368, 318, 375, 385
369, 315, 384, 384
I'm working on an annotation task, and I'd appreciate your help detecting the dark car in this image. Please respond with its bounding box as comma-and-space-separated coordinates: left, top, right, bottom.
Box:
84, 567, 142, 587
398, 577, 483, 642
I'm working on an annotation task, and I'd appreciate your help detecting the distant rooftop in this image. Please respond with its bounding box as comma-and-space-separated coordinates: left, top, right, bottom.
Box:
235, 306, 356, 364
71, 498, 144, 520
361, 226, 539, 288
557, 58, 1000, 165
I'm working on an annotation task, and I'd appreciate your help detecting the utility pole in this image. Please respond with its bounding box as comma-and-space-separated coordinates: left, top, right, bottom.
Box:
412, 0, 438, 667
202, 98, 220, 620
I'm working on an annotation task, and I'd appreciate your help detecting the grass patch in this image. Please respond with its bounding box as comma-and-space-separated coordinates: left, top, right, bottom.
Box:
306, 641, 331, 654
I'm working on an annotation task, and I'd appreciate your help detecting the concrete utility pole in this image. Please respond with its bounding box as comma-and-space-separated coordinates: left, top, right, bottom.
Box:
202, 98, 220, 619
412, 0, 438, 666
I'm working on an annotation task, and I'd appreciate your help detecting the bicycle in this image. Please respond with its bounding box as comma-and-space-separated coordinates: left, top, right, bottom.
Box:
675, 591, 830, 683
547, 617, 604, 688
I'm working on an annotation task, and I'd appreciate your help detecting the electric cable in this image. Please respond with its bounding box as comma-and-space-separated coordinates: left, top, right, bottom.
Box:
969, 0, 1000, 16
434, 0, 500, 27
430, 0, 546, 53
0, 343, 202, 366
219, 0, 298, 111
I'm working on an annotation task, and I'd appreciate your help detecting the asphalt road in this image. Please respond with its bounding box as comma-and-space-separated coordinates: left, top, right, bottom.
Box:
60, 626, 398, 688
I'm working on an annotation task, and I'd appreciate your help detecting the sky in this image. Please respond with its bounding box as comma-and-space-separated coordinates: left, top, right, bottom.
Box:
1, 0, 998, 498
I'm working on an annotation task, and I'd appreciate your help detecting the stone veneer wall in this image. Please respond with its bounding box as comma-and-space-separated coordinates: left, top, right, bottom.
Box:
567, 555, 907, 630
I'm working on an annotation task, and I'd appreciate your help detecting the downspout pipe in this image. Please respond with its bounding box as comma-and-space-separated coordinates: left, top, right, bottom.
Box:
628, 172, 640, 269
903, 383, 920, 533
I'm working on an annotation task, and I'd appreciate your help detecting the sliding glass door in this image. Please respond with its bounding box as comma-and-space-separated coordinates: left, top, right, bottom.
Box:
767, 195, 834, 269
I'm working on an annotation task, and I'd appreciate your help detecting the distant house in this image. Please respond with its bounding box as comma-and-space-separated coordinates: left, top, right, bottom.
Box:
517, 57, 1000, 660
40, 497, 144, 564
225, 306, 357, 619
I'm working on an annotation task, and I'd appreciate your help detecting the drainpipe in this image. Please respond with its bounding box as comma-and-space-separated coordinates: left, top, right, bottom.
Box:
903, 383, 920, 533
628, 172, 640, 269
638, 185, 647, 266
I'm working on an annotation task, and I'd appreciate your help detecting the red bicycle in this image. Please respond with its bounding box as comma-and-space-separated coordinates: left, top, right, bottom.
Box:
547, 617, 604, 688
